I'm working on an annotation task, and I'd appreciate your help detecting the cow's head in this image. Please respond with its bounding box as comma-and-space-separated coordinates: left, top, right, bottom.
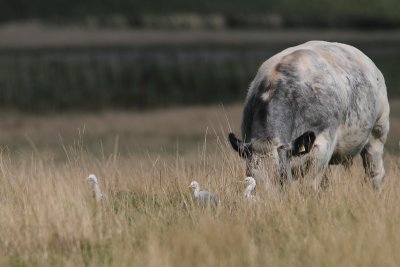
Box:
228, 131, 316, 183
228, 132, 275, 179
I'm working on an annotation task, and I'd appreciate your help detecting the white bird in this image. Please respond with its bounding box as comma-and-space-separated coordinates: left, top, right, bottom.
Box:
189, 181, 219, 206
244, 176, 258, 201
87, 174, 106, 202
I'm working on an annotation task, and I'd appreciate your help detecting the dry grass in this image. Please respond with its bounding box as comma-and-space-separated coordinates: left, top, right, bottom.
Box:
0, 105, 242, 158
0, 104, 400, 266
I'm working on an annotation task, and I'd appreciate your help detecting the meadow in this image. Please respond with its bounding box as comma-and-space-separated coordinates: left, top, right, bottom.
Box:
0, 27, 399, 266
0, 103, 400, 266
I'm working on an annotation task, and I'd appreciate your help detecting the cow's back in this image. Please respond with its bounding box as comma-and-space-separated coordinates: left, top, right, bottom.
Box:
244, 41, 388, 156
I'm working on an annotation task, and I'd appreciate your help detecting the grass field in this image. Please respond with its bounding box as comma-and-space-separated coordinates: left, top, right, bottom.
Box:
0, 103, 399, 266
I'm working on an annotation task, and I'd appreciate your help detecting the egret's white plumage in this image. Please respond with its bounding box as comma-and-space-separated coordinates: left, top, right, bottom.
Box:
189, 181, 219, 206
244, 176, 258, 201
87, 174, 105, 202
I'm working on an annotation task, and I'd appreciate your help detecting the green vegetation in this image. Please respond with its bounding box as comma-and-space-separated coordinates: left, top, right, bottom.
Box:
0, 44, 399, 111
0, 48, 256, 111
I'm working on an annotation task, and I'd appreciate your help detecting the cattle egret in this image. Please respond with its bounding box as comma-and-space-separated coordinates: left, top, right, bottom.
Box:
244, 176, 257, 199
87, 174, 105, 201
189, 181, 219, 206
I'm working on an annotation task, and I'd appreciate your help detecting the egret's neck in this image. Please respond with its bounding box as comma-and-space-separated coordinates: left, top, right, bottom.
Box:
244, 183, 255, 198
92, 182, 102, 200
193, 186, 200, 198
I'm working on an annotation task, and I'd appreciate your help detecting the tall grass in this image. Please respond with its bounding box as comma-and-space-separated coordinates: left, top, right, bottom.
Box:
0, 116, 399, 266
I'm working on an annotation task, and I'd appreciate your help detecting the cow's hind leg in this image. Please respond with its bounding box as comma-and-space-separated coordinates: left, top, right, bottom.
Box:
361, 115, 389, 191
304, 131, 336, 191
361, 138, 386, 191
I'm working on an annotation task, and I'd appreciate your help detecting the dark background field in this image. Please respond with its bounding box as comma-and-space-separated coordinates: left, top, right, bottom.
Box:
0, 0, 399, 111
1, 0, 400, 29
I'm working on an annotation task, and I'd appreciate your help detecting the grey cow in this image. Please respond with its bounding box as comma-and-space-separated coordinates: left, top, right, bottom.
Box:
229, 41, 389, 190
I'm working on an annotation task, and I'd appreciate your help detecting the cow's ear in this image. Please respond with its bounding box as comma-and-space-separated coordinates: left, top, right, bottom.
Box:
228, 133, 241, 153
228, 133, 252, 158
291, 131, 316, 156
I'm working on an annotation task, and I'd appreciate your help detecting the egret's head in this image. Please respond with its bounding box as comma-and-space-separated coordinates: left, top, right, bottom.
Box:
87, 174, 98, 184
189, 181, 200, 190
244, 176, 256, 186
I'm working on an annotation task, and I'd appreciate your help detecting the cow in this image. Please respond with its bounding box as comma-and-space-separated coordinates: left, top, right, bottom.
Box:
228, 41, 390, 190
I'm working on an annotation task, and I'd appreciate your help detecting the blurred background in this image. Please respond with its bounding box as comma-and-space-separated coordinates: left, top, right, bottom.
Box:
0, 0, 399, 155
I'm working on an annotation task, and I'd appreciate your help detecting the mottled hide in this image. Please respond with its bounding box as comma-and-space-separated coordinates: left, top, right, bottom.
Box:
229, 41, 389, 190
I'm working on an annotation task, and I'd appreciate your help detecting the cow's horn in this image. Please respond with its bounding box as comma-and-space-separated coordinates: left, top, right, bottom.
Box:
228, 133, 252, 158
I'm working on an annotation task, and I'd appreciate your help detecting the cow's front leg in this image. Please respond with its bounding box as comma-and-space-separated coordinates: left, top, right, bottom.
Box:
320, 172, 330, 190
306, 160, 329, 191
277, 145, 292, 185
